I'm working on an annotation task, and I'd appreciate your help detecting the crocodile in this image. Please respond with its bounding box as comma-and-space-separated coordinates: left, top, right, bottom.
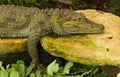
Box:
0, 5, 104, 69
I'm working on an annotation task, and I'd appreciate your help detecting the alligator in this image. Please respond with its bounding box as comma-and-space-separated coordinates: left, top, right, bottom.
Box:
0, 5, 104, 69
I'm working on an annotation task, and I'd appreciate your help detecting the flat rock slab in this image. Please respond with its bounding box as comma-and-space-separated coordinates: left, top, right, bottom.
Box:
0, 39, 27, 53
41, 10, 120, 66
0, 10, 120, 66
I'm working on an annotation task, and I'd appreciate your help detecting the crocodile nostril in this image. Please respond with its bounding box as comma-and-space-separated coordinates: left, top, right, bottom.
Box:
99, 24, 105, 31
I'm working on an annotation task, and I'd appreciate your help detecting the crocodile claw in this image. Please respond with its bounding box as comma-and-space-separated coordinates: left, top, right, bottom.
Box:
31, 59, 45, 70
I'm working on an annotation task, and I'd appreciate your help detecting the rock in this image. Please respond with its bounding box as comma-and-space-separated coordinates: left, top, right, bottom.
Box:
41, 10, 120, 66
0, 39, 27, 53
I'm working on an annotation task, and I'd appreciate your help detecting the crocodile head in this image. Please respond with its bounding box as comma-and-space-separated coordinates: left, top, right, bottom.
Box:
62, 12, 104, 34
51, 10, 104, 35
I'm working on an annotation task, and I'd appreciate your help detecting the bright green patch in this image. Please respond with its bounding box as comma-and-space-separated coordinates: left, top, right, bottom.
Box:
0, 60, 107, 77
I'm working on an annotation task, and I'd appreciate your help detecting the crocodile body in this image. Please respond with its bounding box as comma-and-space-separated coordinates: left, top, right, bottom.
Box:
0, 5, 104, 69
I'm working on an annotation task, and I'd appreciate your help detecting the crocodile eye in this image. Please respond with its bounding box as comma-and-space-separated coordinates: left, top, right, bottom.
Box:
72, 17, 83, 22
72, 18, 76, 21
80, 18, 84, 22
68, 15, 71, 18
67, 15, 72, 19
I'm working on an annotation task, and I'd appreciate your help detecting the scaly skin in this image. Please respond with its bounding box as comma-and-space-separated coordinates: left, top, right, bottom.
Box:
0, 5, 104, 69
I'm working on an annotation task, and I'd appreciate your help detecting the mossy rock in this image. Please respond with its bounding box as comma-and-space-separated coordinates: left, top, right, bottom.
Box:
41, 10, 120, 66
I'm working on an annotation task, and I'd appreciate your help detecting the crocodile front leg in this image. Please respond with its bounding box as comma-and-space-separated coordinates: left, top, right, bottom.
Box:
28, 31, 44, 70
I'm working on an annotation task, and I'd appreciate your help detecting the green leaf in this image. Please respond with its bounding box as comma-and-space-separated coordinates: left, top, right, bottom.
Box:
16, 60, 26, 77
6, 64, 10, 70
10, 70, 19, 77
88, 67, 99, 76
0, 61, 2, 68
25, 63, 35, 76
11, 63, 17, 69
0, 67, 5, 71
8, 0, 12, 4
80, 69, 92, 77
35, 70, 42, 77
17, 60, 25, 64
47, 60, 59, 75
43, 75, 53, 77
30, 73, 35, 77
62, 62, 73, 75
0, 70, 9, 77
0, 61, 5, 71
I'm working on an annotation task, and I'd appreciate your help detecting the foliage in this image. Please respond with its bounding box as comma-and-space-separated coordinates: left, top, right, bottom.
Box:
46, 59, 74, 76
0, 0, 55, 8
107, 0, 120, 16
0, 60, 107, 77
0, 60, 42, 77
1, 0, 120, 16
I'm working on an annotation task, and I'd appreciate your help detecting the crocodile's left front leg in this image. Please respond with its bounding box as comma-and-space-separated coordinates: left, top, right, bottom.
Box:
28, 30, 44, 70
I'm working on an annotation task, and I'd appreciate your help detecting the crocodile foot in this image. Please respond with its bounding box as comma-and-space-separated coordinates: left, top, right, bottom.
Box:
31, 59, 45, 70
